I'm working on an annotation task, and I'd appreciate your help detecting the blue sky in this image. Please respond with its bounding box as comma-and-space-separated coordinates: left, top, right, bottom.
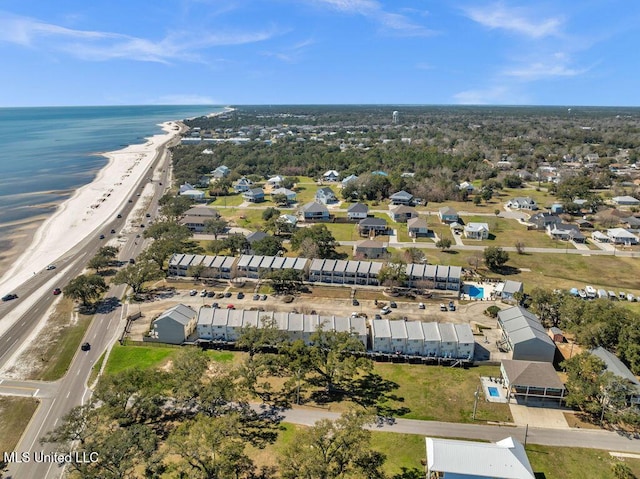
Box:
1, 0, 639, 107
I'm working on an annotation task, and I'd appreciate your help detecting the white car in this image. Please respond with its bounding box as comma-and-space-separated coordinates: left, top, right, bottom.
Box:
418, 302, 425, 309
200, 289, 207, 297
380, 306, 391, 315
46, 264, 56, 270
189, 289, 197, 296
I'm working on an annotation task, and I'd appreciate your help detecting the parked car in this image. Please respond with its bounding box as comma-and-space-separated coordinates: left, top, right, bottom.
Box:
380, 306, 391, 315
117, 214, 122, 218
110, 229, 116, 234
2, 293, 18, 301
440, 303, 448, 311
226, 304, 235, 309
352, 299, 359, 306
260, 294, 267, 301
216, 293, 224, 299
418, 302, 425, 310
389, 301, 397, 308
189, 289, 197, 296
374, 314, 382, 320
129, 258, 135, 264
99, 234, 105, 239
253, 294, 260, 300
200, 289, 207, 297
145, 213, 151, 218
211, 302, 219, 308
46, 264, 56, 270
224, 292, 232, 298
81, 342, 91, 351
237, 292, 245, 299
207, 291, 215, 297
52, 288, 62, 295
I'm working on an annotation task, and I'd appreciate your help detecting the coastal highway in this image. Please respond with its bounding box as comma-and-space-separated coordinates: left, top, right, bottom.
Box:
1, 128, 180, 479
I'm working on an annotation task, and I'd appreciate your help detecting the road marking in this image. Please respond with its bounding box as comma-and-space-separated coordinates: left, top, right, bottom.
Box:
76, 369, 81, 376
33, 388, 39, 397
28, 398, 56, 453
66, 391, 70, 399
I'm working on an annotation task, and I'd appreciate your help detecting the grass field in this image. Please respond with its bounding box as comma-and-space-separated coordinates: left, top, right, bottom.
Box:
0, 397, 39, 456
462, 215, 573, 249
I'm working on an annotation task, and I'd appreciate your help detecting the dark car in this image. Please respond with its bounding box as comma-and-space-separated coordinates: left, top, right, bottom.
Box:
211, 302, 219, 308
448, 301, 456, 311
53, 288, 62, 295
81, 342, 91, 351
253, 294, 260, 300
237, 292, 245, 299
140, 224, 145, 228
117, 214, 122, 218
145, 213, 151, 218
352, 299, 359, 306
129, 258, 136, 264
99, 234, 105, 239
374, 314, 382, 320
389, 301, 397, 308
224, 292, 232, 298
110, 229, 116, 234
207, 291, 215, 297
2, 293, 18, 301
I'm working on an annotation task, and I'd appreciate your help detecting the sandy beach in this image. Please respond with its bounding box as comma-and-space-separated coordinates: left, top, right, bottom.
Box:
0, 121, 180, 295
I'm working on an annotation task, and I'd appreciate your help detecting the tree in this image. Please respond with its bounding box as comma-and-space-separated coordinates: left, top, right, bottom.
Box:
262, 207, 281, 222
188, 263, 206, 281
291, 224, 339, 259
159, 194, 193, 220
279, 411, 385, 479
272, 193, 289, 206
251, 235, 283, 256
561, 352, 608, 416
113, 261, 164, 295
142, 236, 202, 272
307, 328, 370, 395
143, 221, 193, 241
403, 247, 425, 264
88, 253, 111, 274
481, 188, 493, 203
514, 241, 526, 254
436, 238, 452, 251
483, 246, 509, 271
63, 274, 108, 306
223, 234, 250, 255
473, 195, 482, 206
528, 288, 563, 327
467, 252, 483, 271
503, 175, 522, 188
204, 218, 229, 240
377, 262, 408, 289
263, 268, 303, 295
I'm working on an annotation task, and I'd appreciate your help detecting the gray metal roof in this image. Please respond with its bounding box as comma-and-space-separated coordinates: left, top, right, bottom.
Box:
156, 304, 196, 326
438, 323, 457, 343
591, 347, 640, 387
389, 320, 408, 339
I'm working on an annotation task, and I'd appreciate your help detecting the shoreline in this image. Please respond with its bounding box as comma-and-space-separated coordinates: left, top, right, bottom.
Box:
0, 121, 180, 294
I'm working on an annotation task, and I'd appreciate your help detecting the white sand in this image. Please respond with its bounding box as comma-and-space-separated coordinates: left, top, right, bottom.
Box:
0, 121, 179, 295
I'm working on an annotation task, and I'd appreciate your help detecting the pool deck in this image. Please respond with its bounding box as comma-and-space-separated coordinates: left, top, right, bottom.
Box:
480, 376, 509, 403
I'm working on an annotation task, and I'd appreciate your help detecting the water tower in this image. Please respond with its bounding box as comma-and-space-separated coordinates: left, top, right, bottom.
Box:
392, 110, 399, 124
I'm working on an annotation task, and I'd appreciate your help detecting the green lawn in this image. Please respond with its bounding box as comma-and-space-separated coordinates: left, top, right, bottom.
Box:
0, 397, 39, 456
462, 215, 572, 249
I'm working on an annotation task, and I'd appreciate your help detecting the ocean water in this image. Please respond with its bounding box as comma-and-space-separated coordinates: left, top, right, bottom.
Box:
0, 105, 221, 231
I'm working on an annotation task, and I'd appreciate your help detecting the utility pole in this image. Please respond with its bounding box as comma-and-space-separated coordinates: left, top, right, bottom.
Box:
472, 386, 480, 420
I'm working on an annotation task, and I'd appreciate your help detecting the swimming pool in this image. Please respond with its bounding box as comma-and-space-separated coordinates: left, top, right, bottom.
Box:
468, 285, 485, 299
488, 387, 499, 398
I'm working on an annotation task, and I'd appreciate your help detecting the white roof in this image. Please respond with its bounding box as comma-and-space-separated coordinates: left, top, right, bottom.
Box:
426, 436, 535, 479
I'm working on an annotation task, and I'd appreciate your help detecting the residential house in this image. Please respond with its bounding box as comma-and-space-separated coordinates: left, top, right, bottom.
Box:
178, 183, 205, 201
322, 170, 340, 182
278, 214, 298, 227
464, 222, 490, 240
501, 360, 566, 403
623, 216, 640, 232
315, 187, 338, 205
212, 165, 230, 178
233, 177, 253, 193
529, 212, 562, 230
591, 347, 640, 405
575, 218, 594, 229
196, 175, 211, 188
179, 207, 220, 233
347, 203, 368, 220
358, 217, 388, 236
341, 174, 358, 186
497, 280, 524, 301
507, 197, 538, 210
246, 231, 269, 253
271, 187, 297, 204
389, 190, 414, 206
497, 307, 556, 363
353, 239, 387, 259
612, 195, 640, 206
300, 201, 330, 221
149, 304, 197, 345
607, 228, 639, 245
546, 223, 586, 243
438, 206, 459, 224
266, 175, 284, 187
371, 170, 388, 176
407, 217, 429, 238
242, 187, 265, 203
426, 436, 535, 479
388, 205, 418, 223
458, 181, 475, 193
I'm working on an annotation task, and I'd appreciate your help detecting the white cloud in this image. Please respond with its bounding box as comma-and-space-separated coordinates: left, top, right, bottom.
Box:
309, 0, 435, 36
453, 85, 529, 105
462, 3, 562, 39
0, 11, 277, 63
503, 52, 589, 80
260, 38, 315, 63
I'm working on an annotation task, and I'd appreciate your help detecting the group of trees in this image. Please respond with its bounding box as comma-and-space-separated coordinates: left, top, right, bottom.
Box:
43, 325, 409, 479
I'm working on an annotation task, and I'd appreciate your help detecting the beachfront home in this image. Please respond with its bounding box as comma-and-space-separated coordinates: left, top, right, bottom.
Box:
300, 202, 330, 221
407, 217, 429, 238
178, 183, 205, 201
315, 187, 338, 204
438, 206, 459, 224
347, 203, 368, 220
353, 239, 387, 259
464, 222, 489, 240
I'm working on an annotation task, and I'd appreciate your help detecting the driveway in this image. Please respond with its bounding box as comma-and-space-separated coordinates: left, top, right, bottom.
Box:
509, 403, 570, 430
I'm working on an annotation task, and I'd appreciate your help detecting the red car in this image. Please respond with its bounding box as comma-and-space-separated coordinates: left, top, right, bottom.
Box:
53, 288, 62, 295
226, 304, 235, 309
